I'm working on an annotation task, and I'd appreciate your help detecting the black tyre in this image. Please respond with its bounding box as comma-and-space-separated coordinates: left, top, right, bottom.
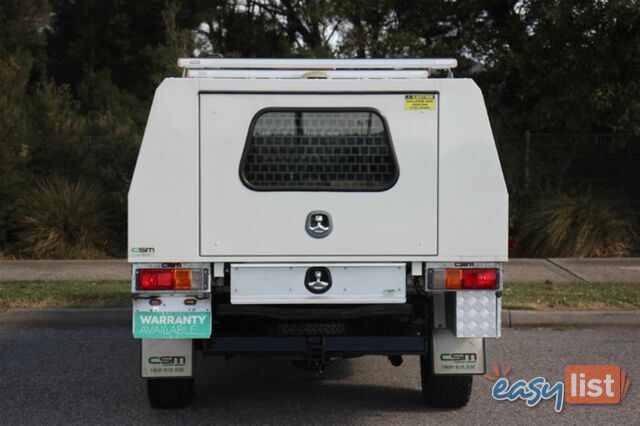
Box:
147, 378, 194, 408
420, 356, 472, 409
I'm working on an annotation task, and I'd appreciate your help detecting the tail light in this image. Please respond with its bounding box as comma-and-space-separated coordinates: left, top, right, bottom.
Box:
445, 268, 497, 289
136, 268, 207, 291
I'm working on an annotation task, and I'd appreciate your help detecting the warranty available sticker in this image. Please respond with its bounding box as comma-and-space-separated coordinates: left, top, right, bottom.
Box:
133, 311, 212, 339
404, 94, 437, 110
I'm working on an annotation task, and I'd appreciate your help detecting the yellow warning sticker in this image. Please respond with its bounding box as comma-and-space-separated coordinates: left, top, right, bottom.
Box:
404, 94, 437, 110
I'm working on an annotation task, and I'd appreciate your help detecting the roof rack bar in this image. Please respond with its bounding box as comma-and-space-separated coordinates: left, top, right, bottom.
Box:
185, 69, 430, 79
177, 58, 457, 70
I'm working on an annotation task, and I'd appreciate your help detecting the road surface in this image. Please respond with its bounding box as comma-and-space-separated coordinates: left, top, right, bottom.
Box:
0, 327, 638, 424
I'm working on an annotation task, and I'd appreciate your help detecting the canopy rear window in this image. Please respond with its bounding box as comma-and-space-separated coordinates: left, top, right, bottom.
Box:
240, 109, 398, 191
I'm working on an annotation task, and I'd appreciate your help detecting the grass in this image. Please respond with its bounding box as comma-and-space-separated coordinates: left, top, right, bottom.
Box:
19, 177, 110, 259
503, 282, 640, 310
518, 190, 637, 257
0, 281, 130, 311
0, 281, 639, 311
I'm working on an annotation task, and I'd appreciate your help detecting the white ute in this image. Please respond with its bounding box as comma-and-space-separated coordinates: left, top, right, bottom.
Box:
129, 58, 508, 409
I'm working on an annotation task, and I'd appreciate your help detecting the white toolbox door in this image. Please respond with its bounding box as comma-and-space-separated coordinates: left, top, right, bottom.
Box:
199, 93, 438, 257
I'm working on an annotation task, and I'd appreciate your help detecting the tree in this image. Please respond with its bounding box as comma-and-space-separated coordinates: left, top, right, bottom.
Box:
46, 0, 204, 102
192, 0, 293, 57
335, 0, 399, 58
465, 0, 640, 135
0, 0, 51, 251
258, 0, 338, 57
192, 0, 341, 58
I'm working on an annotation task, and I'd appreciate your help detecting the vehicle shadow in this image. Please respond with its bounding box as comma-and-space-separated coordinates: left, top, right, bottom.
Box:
189, 356, 442, 418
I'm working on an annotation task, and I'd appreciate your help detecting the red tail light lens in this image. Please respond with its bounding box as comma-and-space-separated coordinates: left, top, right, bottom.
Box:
137, 269, 194, 291
139, 269, 173, 290
462, 269, 497, 289
445, 268, 497, 289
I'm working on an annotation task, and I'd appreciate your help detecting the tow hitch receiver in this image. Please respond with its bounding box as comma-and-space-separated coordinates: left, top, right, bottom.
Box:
306, 336, 326, 363
302, 336, 332, 372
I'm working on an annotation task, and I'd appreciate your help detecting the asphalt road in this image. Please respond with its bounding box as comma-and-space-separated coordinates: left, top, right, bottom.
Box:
1, 327, 638, 425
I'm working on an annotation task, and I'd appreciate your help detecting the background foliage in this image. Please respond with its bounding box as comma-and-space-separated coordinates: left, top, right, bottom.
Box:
0, 0, 639, 258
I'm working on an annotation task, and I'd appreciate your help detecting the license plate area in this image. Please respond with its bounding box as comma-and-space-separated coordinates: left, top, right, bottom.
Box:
230, 263, 406, 304
133, 296, 212, 339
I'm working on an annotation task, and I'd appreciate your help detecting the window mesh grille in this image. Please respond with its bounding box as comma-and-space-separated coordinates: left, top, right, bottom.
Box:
241, 110, 397, 190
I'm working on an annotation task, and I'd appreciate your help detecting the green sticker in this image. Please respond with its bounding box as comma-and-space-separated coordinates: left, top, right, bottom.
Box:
133, 312, 211, 339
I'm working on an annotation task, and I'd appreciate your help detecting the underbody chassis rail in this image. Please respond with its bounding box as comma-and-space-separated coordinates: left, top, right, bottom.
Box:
200, 336, 428, 357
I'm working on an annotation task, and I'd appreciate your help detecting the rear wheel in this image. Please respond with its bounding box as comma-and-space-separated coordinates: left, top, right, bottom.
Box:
147, 378, 194, 408
420, 356, 472, 409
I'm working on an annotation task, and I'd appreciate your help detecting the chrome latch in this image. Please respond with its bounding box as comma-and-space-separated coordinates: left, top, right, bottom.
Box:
304, 267, 332, 294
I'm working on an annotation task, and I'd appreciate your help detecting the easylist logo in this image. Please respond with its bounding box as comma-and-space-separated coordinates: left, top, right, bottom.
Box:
565, 365, 631, 404
488, 364, 632, 412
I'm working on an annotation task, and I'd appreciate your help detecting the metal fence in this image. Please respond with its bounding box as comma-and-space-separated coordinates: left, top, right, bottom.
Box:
502, 132, 640, 209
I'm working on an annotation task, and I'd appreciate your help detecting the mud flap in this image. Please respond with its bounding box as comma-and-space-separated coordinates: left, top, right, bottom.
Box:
431, 328, 485, 375
141, 339, 193, 378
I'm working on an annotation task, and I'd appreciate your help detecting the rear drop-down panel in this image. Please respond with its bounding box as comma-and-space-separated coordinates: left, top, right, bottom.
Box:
230, 263, 406, 304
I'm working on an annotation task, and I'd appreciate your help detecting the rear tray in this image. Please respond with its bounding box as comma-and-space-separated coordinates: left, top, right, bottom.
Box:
230, 263, 406, 304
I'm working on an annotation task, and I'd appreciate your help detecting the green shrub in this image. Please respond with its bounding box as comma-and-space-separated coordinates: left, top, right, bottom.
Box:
519, 190, 637, 257
19, 177, 109, 258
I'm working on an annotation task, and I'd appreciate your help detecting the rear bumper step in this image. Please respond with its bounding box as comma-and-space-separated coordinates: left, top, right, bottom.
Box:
215, 304, 414, 320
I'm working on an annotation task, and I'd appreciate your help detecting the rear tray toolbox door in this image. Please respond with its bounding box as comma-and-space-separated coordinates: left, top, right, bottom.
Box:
199, 93, 438, 257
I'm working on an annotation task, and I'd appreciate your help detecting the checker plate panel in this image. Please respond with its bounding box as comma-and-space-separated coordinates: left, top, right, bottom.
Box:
456, 290, 500, 338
